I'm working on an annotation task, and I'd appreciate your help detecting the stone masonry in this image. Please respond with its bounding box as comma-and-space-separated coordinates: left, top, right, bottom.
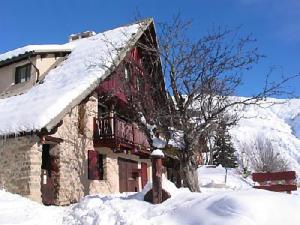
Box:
0, 135, 42, 203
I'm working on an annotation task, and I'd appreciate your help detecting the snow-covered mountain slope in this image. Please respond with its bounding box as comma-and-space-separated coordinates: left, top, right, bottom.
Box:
229, 98, 300, 174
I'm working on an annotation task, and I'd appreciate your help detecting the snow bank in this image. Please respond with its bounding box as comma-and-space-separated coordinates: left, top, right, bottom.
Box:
0, 20, 149, 136
133, 175, 190, 201
151, 149, 165, 157
0, 189, 64, 225
1, 175, 300, 225
63, 188, 300, 225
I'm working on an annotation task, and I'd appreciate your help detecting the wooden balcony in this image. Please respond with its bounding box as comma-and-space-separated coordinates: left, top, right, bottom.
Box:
93, 115, 150, 156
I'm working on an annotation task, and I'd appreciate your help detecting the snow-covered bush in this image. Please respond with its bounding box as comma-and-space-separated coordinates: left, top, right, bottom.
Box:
244, 136, 290, 172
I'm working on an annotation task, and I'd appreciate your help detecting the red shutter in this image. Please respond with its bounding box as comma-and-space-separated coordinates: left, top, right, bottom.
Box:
141, 163, 148, 189
88, 150, 100, 180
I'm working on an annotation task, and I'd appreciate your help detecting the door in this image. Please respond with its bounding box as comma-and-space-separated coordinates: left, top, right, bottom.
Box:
41, 144, 59, 205
141, 162, 148, 189
118, 158, 139, 192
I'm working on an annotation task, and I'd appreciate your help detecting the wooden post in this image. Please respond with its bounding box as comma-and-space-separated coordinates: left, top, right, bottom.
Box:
151, 149, 164, 204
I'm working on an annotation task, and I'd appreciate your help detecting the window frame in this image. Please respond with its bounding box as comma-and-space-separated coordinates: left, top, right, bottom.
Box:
124, 63, 132, 82
136, 72, 145, 92
88, 150, 106, 180
15, 63, 31, 84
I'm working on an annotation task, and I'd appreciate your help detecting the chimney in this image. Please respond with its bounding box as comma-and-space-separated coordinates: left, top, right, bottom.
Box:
68, 31, 96, 42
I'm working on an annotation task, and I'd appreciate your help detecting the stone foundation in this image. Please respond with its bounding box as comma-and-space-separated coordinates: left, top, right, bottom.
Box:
0, 135, 42, 203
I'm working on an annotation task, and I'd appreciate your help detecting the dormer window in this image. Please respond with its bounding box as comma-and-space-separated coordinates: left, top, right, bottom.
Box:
15, 64, 31, 84
124, 64, 131, 82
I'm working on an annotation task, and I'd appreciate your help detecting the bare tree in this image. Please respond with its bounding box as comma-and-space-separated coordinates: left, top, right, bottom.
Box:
139, 15, 299, 192
100, 16, 298, 192
244, 136, 290, 172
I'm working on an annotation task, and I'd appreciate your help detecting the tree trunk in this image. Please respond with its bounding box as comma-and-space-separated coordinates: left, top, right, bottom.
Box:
179, 133, 201, 192
180, 154, 200, 192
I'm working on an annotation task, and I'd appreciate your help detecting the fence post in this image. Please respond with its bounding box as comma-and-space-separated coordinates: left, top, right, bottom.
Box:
151, 149, 165, 204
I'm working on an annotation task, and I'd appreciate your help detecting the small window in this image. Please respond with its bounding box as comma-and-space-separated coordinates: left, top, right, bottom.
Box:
15, 64, 31, 84
88, 150, 106, 180
98, 103, 109, 118
136, 75, 144, 92
41, 144, 51, 171
136, 76, 141, 91
124, 64, 131, 82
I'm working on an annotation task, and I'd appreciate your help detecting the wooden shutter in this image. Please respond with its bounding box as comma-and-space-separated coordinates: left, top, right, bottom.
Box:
88, 150, 100, 180
141, 163, 148, 189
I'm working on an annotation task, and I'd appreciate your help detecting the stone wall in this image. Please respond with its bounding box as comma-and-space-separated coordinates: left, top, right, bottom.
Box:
0, 135, 42, 203
52, 94, 95, 204
53, 91, 151, 205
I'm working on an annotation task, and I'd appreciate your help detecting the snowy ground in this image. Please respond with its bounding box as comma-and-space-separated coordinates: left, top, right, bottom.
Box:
1, 166, 299, 225
0, 190, 64, 225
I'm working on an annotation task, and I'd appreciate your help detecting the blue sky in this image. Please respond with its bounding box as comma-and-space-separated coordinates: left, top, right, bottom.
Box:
1, 0, 299, 97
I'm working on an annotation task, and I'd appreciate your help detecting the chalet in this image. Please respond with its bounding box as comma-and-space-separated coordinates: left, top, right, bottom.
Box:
0, 19, 166, 205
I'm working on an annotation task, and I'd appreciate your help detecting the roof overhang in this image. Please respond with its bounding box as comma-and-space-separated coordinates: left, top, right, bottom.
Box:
0, 49, 72, 68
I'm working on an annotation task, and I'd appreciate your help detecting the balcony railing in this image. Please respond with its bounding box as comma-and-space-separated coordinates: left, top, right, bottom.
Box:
94, 114, 150, 154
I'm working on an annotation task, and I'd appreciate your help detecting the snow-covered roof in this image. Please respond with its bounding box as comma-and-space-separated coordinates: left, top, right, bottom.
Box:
0, 45, 73, 64
0, 19, 152, 136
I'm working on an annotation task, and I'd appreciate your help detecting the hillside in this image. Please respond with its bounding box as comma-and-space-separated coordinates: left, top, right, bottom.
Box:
229, 98, 300, 174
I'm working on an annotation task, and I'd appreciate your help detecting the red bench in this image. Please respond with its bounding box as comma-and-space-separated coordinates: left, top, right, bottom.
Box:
252, 171, 297, 194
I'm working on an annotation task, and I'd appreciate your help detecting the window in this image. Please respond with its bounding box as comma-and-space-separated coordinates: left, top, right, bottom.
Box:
88, 150, 106, 180
136, 76, 141, 91
136, 74, 144, 92
41, 144, 51, 171
78, 103, 86, 135
124, 64, 131, 82
98, 103, 109, 118
15, 64, 31, 84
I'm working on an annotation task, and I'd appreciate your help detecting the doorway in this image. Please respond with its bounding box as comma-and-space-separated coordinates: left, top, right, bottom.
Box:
118, 158, 139, 192
41, 144, 59, 205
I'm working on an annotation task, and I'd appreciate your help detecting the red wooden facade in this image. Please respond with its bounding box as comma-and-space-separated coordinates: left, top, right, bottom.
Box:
93, 45, 159, 157
97, 47, 150, 105
252, 171, 297, 193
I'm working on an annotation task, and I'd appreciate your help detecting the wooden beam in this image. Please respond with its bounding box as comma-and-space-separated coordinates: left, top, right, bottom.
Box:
39, 135, 63, 145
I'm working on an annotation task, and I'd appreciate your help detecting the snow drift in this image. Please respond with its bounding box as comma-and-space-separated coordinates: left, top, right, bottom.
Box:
0, 190, 64, 225
63, 189, 300, 225
1, 168, 300, 225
